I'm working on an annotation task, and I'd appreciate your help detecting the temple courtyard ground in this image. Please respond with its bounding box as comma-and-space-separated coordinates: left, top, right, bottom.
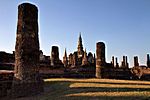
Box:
4, 78, 150, 100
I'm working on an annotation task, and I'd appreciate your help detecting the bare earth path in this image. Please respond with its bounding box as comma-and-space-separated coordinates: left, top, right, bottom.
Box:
4, 78, 150, 100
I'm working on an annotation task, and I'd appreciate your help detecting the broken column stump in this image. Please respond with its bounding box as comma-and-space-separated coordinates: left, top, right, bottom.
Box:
11, 3, 43, 97
95, 42, 106, 78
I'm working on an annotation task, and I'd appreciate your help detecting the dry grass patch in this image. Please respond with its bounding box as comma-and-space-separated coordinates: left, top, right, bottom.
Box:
66, 91, 150, 97
69, 83, 150, 88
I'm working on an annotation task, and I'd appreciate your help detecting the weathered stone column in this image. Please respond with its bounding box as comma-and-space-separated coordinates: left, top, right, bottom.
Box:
51, 46, 59, 66
82, 49, 88, 65
147, 54, 150, 67
121, 56, 126, 67
115, 57, 119, 68
125, 56, 129, 68
11, 3, 43, 97
63, 48, 68, 67
134, 56, 139, 67
73, 52, 78, 66
111, 56, 114, 67
95, 42, 105, 78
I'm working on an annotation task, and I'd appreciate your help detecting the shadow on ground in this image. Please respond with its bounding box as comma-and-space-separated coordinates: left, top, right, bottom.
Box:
2, 79, 150, 100
42, 80, 150, 100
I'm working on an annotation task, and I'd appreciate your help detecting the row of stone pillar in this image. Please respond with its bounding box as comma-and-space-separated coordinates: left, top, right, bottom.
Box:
112, 55, 150, 68
134, 54, 150, 67
95, 41, 150, 78
111, 56, 119, 68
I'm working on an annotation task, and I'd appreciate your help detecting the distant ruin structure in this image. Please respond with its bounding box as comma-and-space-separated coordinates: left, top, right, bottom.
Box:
68, 53, 73, 65
51, 46, 59, 66
11, 3, 43, 97
0, 51, 15, 63
111, 56, 115, 67
67, 34, 95, 67
51, 46, 63, 67
39, 50, 50, 64
63, 48, 68, 67
125, 56, 129, 68
121, 56, 129, 68
82, 49, 88, 65
87, 52, 94, 63
147, 54, 150, 67
96, 42, 105, 78
134, 56, 139, 66
73, 52, 78, 66
115, 57, 119, 68
77, 33, 84, 58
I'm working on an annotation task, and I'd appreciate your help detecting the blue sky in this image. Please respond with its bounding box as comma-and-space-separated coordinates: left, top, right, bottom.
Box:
0, 0, 150, 67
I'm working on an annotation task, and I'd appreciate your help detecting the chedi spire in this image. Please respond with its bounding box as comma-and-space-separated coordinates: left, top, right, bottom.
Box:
63, 48, 68, 67
77, 32, 84, 58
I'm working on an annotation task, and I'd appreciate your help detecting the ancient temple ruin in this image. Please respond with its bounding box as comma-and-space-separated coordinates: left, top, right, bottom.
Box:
66, 33, 95, 67
94, 41, 134, 79
82, 49, 88, 65
63, 48, 68, 67
77, 33, 84, 58
1, 3, 150, 98
11, 3, 43, 97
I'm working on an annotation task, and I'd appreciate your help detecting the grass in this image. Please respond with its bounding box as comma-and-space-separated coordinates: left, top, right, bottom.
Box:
9, 78, 150, 100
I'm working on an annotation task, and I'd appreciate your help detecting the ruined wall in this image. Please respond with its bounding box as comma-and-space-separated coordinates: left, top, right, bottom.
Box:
0, 52, 14, 63
0, 71, 13, 97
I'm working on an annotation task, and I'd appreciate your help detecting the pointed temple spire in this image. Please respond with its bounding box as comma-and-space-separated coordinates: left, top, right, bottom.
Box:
77, 32, 84, 58
63, 48, 68, 67
79, 32, 82, 41
64, 48, 67, 57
